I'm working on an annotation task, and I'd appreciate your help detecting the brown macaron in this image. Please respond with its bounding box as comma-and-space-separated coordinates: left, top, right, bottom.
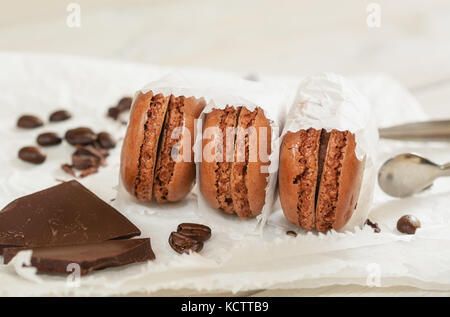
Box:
120, 91, 205, 203
279, 128, 364, 232
200, 106, 271, 218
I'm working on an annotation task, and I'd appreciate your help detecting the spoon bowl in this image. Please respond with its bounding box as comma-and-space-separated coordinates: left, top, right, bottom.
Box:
378, 153, 447, 198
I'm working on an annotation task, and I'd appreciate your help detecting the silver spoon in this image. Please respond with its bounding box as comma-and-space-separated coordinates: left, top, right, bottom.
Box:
378, 153, 450, 198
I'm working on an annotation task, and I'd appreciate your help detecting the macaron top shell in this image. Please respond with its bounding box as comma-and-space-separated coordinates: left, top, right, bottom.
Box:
120, 90, 155, 198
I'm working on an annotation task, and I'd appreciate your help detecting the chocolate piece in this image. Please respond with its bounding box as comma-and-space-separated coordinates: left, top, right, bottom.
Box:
18, 146, 46, 164
17, 115, 43, 129
65, 127, 97, 146
49, 110, 71, 122
397, 215, 421, 234
37, 132, 62, 146
286, 230, 298, 237
97, 132, 116, 149
0, 180, 141, 254
365, 219, 381, 233
177, 223, 211, 242
168, 232, 203, 254
3, 238, 155, 276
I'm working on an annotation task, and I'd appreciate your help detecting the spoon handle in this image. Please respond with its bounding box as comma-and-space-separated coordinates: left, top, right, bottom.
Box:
379, 120, 450, 141
440, 162, 450, 176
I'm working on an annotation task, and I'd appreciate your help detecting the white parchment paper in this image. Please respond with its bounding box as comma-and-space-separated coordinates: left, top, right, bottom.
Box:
281, 73, 379, 231
0, 53, 449, 296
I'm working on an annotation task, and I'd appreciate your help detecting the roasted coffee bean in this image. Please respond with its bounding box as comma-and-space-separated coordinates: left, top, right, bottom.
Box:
18, 146, 46, 164
169, 232, 203, 254
17, 115, 43, 129
397, 215, 421, 234
97, 132, 116, 149
37, 132, 62, 146
117, 97, 133, 111
365, 219, 381, 233
72, 146, 105, 170
107, 107, 120, 120
79, 166, 99, 178
49, 110, 71, 122
177, 223, 212, 242
65, 127, 96, 145
286, 230, 297, 237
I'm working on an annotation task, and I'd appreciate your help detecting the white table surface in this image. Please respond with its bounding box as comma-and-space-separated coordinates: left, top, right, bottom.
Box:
1, 0, 450, 297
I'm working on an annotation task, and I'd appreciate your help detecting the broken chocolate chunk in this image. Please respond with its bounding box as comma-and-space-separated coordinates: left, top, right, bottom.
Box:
0, 180, 141, 254
3, 238, 155, 276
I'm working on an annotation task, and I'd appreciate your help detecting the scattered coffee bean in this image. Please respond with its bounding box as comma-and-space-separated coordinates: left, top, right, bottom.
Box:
79, 166, 99, 178
365, 219, 381, 233
107, 96, 133, 120
49, 110, 71, 122
397, 215, 421, 234
18, 146, 46, 164
107, 107, 121, 120
72, 145, 105, 170
65, 127, 96, 145
17, 115, 43, 129
177, 223, 212, 242
61, 164, 76, 177
169, 232, 203, 254
97, 132, 116, 149
286, 230, 297, 237
117, 97, 133, 111
37, 132, 62, 146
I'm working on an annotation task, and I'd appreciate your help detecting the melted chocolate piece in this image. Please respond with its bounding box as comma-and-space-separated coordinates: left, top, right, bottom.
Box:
0, 180, 140, 254
3, 238, 155, 276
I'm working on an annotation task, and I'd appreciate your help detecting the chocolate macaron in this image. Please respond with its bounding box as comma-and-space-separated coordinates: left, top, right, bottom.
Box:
279, 128, 364, 232
200, 106, 271, 218
121, 91, 206, 203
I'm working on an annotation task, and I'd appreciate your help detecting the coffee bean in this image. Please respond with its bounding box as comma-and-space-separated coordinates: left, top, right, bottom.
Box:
177, 223, 212, 242
65, 127, 96, 145
79, 166, 99, 178
97, 132, 116, 149
286, 230, 297, 237
49, 110, 71, 122
365, 219, 381, 233
397, 215, 421, 234
72, 146, 105, 170
37, 132, 62, 146
117, 97, 132, 111
169, 232, 203, 254
107, 107, 120, 120
18, 146, 46, 164
17, 115, 43, 129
